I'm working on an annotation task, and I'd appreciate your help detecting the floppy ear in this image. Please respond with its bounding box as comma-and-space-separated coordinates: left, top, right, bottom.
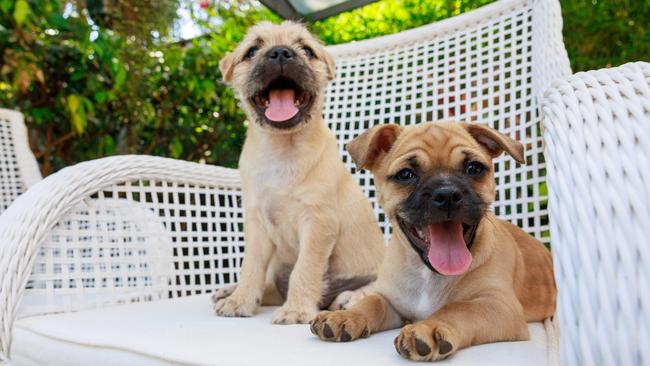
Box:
321, 48, 336, 80
463, 123, 525, 164
219, 52, 235, 83
347, 124, 402, 171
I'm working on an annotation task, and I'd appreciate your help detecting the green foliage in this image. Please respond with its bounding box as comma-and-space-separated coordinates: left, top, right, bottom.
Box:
84, 0, 179, 42
561, 0, 649, 71
0, 0, 646, 175
310, 0, 494, 44
0, 0, 276, 174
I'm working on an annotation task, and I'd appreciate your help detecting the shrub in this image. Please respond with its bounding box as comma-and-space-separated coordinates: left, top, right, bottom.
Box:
0, 0, 646, 175
0, 0, 275, 174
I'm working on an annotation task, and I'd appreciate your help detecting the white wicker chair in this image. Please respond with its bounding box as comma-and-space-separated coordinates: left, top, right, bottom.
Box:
0, 109, 41, 213
0, 0, 579, 364
542, 61, 650, 366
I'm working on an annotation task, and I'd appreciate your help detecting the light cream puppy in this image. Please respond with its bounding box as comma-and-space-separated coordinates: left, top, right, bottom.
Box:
311, 122, 556, 361
212, 21, 384, 324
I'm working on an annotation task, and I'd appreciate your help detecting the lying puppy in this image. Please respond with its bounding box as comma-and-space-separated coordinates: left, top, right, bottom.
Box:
212, 21, 384, 324
311, 122, 556, 360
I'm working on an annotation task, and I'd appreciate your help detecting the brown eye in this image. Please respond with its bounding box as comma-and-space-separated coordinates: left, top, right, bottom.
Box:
302, 46, 314, 58
245, 46, 258, 59
393, 168, 417, 183
465, 161, 486, 176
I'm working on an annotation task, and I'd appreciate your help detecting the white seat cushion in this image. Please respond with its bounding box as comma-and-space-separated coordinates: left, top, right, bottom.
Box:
11, 294, 556, 365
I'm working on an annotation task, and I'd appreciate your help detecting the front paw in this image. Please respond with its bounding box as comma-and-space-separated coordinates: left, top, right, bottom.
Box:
214, 294, 258, 317
272, 306, 318, 324
211, 284, 237, 303
310, 310, 370, 342
394, 322, 456, 362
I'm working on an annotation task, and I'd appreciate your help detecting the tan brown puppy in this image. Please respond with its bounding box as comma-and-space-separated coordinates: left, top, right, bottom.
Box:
211, 21, 384, 324
310, 122, 556, 360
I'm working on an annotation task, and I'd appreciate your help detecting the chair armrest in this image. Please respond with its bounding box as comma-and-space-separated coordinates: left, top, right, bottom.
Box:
542, 62, 650, 366
0, 155, 243, 361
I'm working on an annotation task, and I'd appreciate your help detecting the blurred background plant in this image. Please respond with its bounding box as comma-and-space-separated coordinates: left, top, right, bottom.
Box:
0, 0, 647, 175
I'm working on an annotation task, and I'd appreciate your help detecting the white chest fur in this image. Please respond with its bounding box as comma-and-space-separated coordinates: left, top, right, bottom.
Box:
380, 264, 455, 321
240, 149, 313, 249
247, 155, 298, 189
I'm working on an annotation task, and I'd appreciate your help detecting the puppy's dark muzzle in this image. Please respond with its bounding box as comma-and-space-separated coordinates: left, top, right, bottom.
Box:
430, 185, 463, 212
396, 173, 487, 272
267, 46, 295, 66
250, 56, 312, 94
246, 47, 318, 129
256, 47, 302, 82
402, 176, 483, 227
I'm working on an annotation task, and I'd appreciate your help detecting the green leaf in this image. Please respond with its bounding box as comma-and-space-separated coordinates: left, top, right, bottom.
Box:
31, 108, 54, 124
71, 69, 85, 81
94, 91, 107, 103
539, 183, 548, 196
82, 97, 95, 116
143, 102, 155, 120
114, 68, 127, 89
31, 108, 43, 124
71, 113, 85, 134
66, 94, 86, 134
67, 94, 79, 112
170, 136, 183, 158
13, 0, 30, 26
101, 135, 115, 155
0, 0, 12, 13
46, 13, 69, 31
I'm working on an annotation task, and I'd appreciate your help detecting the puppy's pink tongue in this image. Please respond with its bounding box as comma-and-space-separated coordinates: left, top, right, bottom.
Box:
426, 222, 472, 276
265, 89, 298, 122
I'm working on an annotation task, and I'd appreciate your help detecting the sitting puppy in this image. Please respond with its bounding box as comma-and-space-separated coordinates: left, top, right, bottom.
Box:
310, 122, 556, 361
212, 21, 384, 324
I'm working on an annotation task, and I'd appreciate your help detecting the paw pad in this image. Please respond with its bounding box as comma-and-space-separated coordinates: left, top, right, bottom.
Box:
414, 337, 431, 356
339, 327, 352, 342
437, 336, 453, 355
323, 323, 334, 338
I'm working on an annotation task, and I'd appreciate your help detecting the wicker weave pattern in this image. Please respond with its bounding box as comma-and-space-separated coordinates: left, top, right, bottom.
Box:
21, 198, 175, 316
0, 109, 41, 213
0, 0, 573, 362
325, 0, 569, 242
18, 175, 246, 316
542, 62, 650, 366
0, 156, 241, 360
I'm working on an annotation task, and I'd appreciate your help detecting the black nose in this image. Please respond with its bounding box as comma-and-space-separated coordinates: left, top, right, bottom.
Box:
267, 47, 294, 63
431, 186, 463, 211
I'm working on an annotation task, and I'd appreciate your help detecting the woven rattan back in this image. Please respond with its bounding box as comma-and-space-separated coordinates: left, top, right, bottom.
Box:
324, 0, 569, 243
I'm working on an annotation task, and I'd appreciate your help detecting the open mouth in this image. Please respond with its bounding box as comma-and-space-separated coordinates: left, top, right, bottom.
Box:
397, 217, 478, 276
251, 76, 313, 125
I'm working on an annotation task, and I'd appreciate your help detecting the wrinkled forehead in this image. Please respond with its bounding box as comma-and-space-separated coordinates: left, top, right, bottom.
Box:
387, 123, 488, 171
241, 22, 315, 47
